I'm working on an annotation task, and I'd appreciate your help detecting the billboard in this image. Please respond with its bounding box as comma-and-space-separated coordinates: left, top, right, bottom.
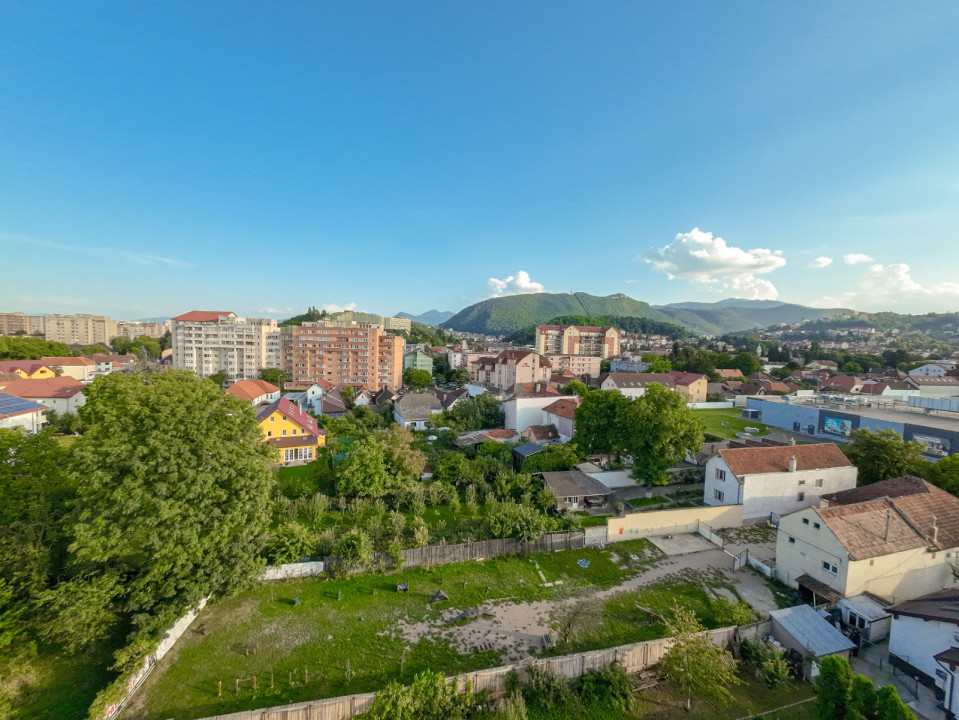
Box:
823, 416, 853, 437
913, 433, 952, 458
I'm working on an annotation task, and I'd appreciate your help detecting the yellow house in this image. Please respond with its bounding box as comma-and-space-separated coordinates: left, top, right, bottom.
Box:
255, 396, 326, 465
0, 361, 57, 379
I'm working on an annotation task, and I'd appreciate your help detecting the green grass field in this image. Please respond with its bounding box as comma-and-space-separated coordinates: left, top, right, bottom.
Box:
128, 540, 661, 720
694, 408, 769, 439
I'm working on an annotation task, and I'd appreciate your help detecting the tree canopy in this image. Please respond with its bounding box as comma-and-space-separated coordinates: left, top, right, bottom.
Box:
842, 428, 926, 484
69, 370, 275, 638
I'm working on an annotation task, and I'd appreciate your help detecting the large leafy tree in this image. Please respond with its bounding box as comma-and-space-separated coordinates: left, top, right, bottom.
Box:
574, 390, 633, 458
628, 384, 705, 485
842, 428, 926, 485
69, 370, 275, 637
815, 655, 852, 720
660, 603, 741, 710
924, 454, 959, 496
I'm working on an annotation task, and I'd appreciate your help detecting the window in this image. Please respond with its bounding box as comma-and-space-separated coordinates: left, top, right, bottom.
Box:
267, 431, 272, 437
798, 480, 806, 486
797, 492, 805, 502
814, 522, 820, 529
815, 478, 824, 488
849, 612, 866, 629
270, 416, 275, 422
822, 561, 837, 574
788, 537, 795, 544
715, 468, 726, 481
713, 489, 725, 501
282, 430, 287, 436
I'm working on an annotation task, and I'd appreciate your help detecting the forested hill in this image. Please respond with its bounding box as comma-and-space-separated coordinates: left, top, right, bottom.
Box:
441, 292, 672, 335
441, 293, 854, 336
505, 315, 691, 345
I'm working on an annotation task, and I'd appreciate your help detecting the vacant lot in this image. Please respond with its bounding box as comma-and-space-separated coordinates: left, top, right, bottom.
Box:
694, 408, 769, 438
124, 540, 662, 720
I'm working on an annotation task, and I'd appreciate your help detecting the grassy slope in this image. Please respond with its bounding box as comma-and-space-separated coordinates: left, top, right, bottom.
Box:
694, 408, 769, 438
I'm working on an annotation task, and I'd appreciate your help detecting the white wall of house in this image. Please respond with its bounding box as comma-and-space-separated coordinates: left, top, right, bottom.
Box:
599, 377, 646, 398
703, 456, 857, 520
505, 395, 576, 432
544, 411, 575, 441
393, 409, 441, 431
889, 614, 957, 700
25, 393, 86, 414
0, 408, 47, 432
776, 507, 852, 594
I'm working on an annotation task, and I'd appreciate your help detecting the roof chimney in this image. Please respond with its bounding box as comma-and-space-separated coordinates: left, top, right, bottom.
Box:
788, 455, 797, 472
932, 515, 939, 544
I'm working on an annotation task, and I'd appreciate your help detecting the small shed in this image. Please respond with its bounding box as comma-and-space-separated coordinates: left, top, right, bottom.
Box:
770, 604, 856, 680
536, 469, 611, 511
837, 594, 891, 642
513, 442, 544, 464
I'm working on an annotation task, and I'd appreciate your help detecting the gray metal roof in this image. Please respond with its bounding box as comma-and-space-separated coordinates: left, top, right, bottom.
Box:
537, 469, 612, 499
513, 442, 543, 458
770, 604, 855, 658
837, 594, 890, 623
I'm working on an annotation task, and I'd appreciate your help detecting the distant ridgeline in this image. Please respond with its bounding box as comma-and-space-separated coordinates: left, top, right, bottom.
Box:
505, 315, 691, 345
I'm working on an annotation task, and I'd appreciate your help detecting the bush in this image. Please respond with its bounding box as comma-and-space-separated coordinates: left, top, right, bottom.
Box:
571, 662, 634, 711
522, 665, 577, 714
264, 522, 317, 564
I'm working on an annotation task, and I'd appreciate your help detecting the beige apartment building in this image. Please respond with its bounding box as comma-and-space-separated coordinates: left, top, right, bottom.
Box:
43, 314, 118, 346
117, 321, 168, 339
0, 313, 45, 336
326, 311, 411, 332
171, 311, 280, 382
280, 322, 405, 390
535, 324, 621, 359
546, 354, 601, 378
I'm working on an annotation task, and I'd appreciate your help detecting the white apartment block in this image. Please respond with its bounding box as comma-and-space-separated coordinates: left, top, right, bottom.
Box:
43, 313, 118, 345
171, 311, 280, 382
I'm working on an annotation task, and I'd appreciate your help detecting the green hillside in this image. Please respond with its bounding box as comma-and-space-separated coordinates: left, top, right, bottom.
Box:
505, 314, 690, 345
441, 292, 675, 335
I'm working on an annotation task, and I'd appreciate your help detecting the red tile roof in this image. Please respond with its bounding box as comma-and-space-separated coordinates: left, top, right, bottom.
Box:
1, 377, 84, 399
255, 396, 319, 435
39, 356, 95, 367
667, 371, 707, 386
719, 443, 851, 476
0, 361, 49, 375
227, 379, 280, 402
509, 383, 561, 398
171, 311, 235, 322
542, 397, 582, 420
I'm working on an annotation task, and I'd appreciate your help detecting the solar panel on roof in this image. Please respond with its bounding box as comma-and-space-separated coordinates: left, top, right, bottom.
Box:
0, 392, 44, 417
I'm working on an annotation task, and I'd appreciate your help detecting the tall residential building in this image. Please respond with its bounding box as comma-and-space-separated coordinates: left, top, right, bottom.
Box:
116, 321, 169, 339
43, 313, 119, 346
326, 311, 412, 332
280, 322, 405, 390
535, 324, 621, 359
170, 311, 280, 382
0, 313, 45, 336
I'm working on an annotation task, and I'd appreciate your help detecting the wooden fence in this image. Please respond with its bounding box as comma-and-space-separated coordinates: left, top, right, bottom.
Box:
192, 621, 771, 720
325, 530, 587, 574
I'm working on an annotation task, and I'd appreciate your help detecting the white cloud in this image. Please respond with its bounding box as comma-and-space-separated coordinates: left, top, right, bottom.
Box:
843, 253, 875, 265
2, 232, 192, 267
809, 256, 833, 268
261, 306, 296, 315
321, 302, 357, 313
642, 228, 785, 300
812, 263, 959, 311
488, 270, 545, 297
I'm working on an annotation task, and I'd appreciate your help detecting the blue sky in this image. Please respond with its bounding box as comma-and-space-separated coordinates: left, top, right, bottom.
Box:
1, 2, 958, 320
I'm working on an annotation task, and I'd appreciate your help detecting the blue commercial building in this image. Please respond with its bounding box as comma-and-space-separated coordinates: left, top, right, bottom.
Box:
745, 397, 959, 458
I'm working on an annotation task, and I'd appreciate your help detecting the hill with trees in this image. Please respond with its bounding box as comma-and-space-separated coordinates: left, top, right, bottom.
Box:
505, 314, 691, 345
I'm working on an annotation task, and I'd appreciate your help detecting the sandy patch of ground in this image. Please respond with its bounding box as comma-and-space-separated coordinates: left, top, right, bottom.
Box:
392, 546, 779, 663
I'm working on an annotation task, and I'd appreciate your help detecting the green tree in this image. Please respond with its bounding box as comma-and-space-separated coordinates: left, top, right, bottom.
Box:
520, 443, 582, 473
559, 380, 588, 397
573, 390, 633, 458
336, 437, 391, 497
924, 454, 959, 496
80, 342, 111, 355
111, 335, 134, 354
340, 385, 356, 409
815, 654, 852, 720
842, 361, 863, 374
843, 428, 926, 484
628, 384, 705, 485
130, 334, 161, 359
450, 366, 470, 385
69, 370, 275, 639
660, 603, 741, 710
330, 528, 373, 576
207, 371, 228, 387
404, 368, 432, 388
484, 500, 550, 541
380, 426, 426, 484
259, 367, 286, 387
848, 674, 878, 720
642, 354, 672, 373
874, 685, 916, 720
264, 522, 316, 564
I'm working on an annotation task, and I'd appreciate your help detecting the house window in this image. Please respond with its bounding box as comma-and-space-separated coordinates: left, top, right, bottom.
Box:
714, 489, 725, 501
788, 537, 795, 544
797, 492, 805, 502
822, 561, 837, 574
815, 478, 824, 488
267, 431, 272, 437
270, 416, 275, 422
282, 430, 287, 436
715, 469, 726, 481
802, 518, 809, 524
798, 480, 806, 486
814, 522, 820, 529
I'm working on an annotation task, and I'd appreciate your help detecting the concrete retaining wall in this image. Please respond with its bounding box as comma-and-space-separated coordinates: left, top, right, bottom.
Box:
607, 504, 743, 541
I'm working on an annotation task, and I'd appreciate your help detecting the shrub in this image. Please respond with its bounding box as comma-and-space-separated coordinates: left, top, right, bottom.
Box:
571, 662, 634, 711
264, 522, 316, 565
523, 665, 577, 713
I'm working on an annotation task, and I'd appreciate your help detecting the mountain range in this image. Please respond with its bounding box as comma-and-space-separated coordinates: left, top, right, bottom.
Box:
438, 292, 851, 336
396, 309, 456, 325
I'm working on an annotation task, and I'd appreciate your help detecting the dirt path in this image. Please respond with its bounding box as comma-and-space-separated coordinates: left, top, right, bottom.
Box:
394, 546, 779, 663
